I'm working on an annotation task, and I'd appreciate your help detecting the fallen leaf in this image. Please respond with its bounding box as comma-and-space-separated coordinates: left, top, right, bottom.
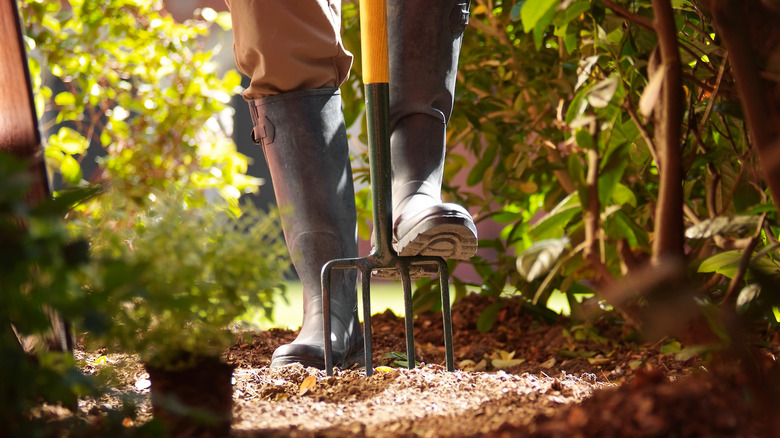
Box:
492, 357, 527, 369
134, 378, 151, 391
490, 350, 527, 369
458, 358, 487, 372
298, 375, 317, 396
376, 366, 394, 373
587, 357, 611, 365
540, 357, 557, 369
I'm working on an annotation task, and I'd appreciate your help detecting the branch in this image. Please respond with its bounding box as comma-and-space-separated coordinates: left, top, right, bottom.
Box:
650, 0, 686, 262
584, 146, 600, 266
602, 0, 655, 32
708, 0, 780, 212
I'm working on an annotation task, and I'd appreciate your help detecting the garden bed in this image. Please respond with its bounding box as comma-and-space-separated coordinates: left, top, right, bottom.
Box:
67, 293, 777, 437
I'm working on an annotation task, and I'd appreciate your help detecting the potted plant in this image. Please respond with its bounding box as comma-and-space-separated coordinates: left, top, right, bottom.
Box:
78, 189, 287, 437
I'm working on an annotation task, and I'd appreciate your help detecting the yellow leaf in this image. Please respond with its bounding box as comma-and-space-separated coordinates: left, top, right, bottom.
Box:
587, 357, 611, 365
376, 366, 394, 373
298, 375, 317, 395
496, 350, 515, 360
492, 357, 527, 369
459, 358, 487, 372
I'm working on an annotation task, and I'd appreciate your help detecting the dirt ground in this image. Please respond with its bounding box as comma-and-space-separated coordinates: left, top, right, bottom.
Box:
71, 293, 779, 437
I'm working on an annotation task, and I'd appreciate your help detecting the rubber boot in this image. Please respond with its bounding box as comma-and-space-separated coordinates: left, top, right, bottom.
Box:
249, 88, 364, 369
387, 0, 477, 260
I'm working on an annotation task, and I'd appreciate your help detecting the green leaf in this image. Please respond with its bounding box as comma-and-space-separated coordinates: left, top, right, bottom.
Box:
529, 193, 582, 240
610, 183, 637, 207
467, 143, 498, 187
574, 129, 595, 149
521, 0, 559, 33
604, 209, 648, 248
510, 2, 524, 22
598, 142, 629, 205
660, 340, 682, 354
516, 237, 570, 281
60, 154, 83, 185
533, 4, 558, 50
52, 126, 88, 155
698, 250, 742, 278
477, 302, 503, 333
54, 91, 76, 106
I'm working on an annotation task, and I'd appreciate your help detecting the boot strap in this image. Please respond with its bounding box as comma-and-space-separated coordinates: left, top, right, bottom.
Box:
248, 100, 275, 145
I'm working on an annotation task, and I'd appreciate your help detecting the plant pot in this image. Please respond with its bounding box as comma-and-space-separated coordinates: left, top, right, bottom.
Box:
145, 355, 235, 438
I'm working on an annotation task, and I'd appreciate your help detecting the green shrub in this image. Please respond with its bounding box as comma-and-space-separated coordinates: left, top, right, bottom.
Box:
0, 153, 97, 434
78, 190, 288, 369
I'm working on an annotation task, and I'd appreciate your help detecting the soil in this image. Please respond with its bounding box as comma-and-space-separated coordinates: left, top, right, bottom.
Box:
66, 293, 778, 437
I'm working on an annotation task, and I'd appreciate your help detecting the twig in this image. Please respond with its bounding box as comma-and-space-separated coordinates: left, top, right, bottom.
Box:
602, 0, 655, 32
697, 55, 729, 142
722, 213, 765, 307
625, 101, 660, 168
706, 172, 720, 218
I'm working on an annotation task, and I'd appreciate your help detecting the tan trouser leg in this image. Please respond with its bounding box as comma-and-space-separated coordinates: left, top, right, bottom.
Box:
225, 0, 353, 100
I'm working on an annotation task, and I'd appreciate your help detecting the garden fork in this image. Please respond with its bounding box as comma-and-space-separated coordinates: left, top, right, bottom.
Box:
322, 0, 455, 377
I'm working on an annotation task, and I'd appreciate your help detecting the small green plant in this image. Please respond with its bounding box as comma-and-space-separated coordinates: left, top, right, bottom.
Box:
0, 153, 97, 435
78, 189, 288, 369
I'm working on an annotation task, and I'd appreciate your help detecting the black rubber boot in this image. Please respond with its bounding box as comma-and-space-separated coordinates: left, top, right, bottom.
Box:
249, 88, 364, 369
387, 0, 477, 260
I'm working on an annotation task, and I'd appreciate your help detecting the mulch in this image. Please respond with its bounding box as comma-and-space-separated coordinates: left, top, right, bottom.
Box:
226, 293, 780, 437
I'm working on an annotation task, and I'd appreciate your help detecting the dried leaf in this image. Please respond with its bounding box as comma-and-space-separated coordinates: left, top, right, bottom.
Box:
492, 357, 527, 369
586, 356, 611, 365
516, 237, 570, 281
459, 358, 487, 372
685, 215, 761, 239
587, 75, 618, 108
736, 284, 762, 311
540, 357, 557, 369
298, 375, 317, 396
639, 63, 668, 117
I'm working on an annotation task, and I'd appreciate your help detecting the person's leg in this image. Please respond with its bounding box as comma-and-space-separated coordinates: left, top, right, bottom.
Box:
226, 0, 363, 369
227, 0, 352, 98
387, 0, 477, 260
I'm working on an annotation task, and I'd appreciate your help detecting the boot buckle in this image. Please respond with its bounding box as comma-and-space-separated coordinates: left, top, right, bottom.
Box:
248, 101, 275, 145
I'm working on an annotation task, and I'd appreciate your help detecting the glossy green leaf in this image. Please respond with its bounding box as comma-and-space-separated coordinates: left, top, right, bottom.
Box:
521, 0, 559, 33
529, 193, 582, 240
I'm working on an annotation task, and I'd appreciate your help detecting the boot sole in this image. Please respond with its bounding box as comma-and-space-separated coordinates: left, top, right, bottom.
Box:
270, 348, 366, 370
395, 221, 478, 259
372, 222, 477, 280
